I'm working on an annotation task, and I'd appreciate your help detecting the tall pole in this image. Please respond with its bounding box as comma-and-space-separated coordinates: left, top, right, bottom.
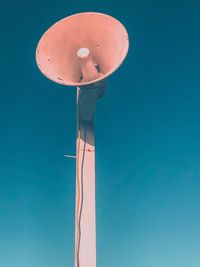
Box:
75, 88, 96, 267
74, 48, 106, 267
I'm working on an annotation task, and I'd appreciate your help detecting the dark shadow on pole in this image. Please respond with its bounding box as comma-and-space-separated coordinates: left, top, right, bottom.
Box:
77, 79, 107, 145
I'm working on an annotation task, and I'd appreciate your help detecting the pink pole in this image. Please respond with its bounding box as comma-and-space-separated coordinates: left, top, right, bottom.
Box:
75, 88, 96, 267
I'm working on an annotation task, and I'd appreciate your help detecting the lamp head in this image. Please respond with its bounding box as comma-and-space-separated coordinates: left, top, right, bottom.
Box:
36, 12, 129, 86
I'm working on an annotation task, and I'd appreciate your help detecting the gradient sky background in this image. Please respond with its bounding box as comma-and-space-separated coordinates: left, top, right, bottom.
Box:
1, 0, 200, 267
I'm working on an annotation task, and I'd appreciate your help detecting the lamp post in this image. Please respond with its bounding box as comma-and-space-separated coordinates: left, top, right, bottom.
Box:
36, 12, 129, 267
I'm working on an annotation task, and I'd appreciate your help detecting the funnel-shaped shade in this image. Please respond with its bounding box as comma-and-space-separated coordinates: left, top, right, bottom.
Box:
36, 12, 129, 86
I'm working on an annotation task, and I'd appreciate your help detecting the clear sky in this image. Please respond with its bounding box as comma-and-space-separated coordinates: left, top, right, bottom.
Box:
0, 0, 200, 267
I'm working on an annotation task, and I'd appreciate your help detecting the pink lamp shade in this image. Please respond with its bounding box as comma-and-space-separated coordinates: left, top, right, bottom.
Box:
36, 12, 129, 86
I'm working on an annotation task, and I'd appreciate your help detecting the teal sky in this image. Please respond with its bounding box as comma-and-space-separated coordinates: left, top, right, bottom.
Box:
1, 0, 200, 267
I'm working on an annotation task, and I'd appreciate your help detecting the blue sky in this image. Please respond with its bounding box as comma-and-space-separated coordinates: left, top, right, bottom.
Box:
0, 0, 200, 267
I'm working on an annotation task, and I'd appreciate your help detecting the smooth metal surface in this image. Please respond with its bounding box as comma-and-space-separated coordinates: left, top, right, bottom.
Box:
75, 89, 96, 267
